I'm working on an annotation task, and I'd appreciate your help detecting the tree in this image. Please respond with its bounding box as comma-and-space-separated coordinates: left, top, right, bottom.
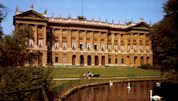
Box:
0, 67, 53, 100
0, 26, 34, 67
0, 3, 6, 38
151, 0, 178, 77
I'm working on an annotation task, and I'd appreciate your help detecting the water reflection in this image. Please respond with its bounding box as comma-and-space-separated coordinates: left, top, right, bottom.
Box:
63, 81, 154, 101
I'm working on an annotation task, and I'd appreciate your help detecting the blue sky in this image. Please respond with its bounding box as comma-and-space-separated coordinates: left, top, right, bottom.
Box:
1, 0, 167, 35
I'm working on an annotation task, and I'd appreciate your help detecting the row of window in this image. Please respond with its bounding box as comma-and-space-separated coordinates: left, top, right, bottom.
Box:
28, 39, 150, 52
29, 39, 43, 48
59, 43, 150, 52
56, 29, 148, 37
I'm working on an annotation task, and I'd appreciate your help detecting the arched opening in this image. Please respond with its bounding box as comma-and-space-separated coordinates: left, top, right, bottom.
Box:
72, 55, 76, 65
95, 56, 99, 66
146, 57, 150, 64
134, 56, 138, 65
127, 56, 130, 65
87, 55, 91, 65
29, 52, 36, 65
140, 56, 144, 65
102, 56, 105, 66
37, 51, 43, 66
115, 58, 118, 64
80, 55, 84, 66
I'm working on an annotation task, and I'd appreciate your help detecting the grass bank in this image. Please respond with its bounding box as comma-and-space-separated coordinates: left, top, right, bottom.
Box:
51, 67, 162, 95
52, 67, 161, 78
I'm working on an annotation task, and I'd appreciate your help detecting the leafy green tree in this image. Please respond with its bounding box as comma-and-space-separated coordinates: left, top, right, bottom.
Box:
0, 26, 34, 67
0, 67, 53, 100
151, 0, 178, 77
0, 3, 6, 38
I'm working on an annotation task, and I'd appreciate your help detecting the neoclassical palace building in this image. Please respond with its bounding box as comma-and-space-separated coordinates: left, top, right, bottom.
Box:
13, 7, 153, 67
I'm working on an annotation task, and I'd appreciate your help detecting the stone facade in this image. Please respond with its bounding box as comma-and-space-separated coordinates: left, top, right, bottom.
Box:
13, 9, 153, 67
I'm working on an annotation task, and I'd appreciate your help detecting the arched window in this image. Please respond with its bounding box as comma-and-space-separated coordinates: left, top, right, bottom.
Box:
140, 56, 144, 65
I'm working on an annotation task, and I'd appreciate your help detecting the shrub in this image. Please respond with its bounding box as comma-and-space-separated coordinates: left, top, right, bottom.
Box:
0, 66, 53, 100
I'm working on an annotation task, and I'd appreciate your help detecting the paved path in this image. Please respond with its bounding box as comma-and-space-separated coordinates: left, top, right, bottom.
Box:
53, 76, 162, 81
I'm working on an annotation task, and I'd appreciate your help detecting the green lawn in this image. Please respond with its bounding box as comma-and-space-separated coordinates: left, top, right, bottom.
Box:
51, 67, 161, 94
52, 67, 161, 78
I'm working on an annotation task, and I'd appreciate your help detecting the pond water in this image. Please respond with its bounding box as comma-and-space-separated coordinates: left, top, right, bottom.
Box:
61, 81, 178, 101
152, 82, 178, 101
62, 81, 154, 101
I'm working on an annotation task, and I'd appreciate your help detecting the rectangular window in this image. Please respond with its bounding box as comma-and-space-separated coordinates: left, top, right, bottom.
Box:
72, 42, 76, 50
133, 45, 137, 52
108, 44, 111, 51
55, 57, 58, 63
38, 39, 42, 47
121, 45, 124, 52
128, 38, 130, 45
139, 39, 143, 45
101, 44, 104, 51
140, 45, 143, 52
79, 43, 83, 50
101, 32, 105, 36
127, 45, 130, 52
54, 41, 58, 49
62, 42, 66, 50
114, 45, 118, 52
29, 39, 33, 47
133, 38, 137, 45
87, 43, 90, 50
146, 45, 149, 52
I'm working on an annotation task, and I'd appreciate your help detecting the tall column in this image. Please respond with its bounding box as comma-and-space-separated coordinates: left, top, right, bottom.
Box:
124, 34, 127, 52
98, 54, 101, 66
83, 31, 87, 50
59, 29, 62, 50
98, 32, 101, 51
131, 55, 134, 67
67, 52, 72, 65
34, 25, 38, 48
138, 55, 141, 66
111, 33, 114, 51
76, 30, 79, 50
150, 54, 153, 66
91, 53, 95, 66
118, 54, 121, 65
118, 33, 120, 52
42, 50, 47, 66
84, 53, 87, 66
52, 28, 55, 49
68, 29, 72, 50
91, 31, 94, 51
143, 33, 146, 51
137, 33, 140, 52
149, 35, 152, 51
105, 53, 109, 66
130, 33, 133, 52
43, 25, 47, 49
105, 32, 108, 51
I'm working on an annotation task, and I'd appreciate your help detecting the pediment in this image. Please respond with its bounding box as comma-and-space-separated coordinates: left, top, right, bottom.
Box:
131, 22, 150, 30
15, 10, 47, 20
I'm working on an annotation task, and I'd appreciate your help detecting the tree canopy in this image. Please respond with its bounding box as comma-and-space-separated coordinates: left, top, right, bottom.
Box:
0, 26, 34, 67
0, 3, 6, 38
151, 0, 178, 76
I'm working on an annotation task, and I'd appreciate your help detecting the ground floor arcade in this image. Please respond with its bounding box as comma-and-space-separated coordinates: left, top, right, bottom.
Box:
51, 52, 153, 67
